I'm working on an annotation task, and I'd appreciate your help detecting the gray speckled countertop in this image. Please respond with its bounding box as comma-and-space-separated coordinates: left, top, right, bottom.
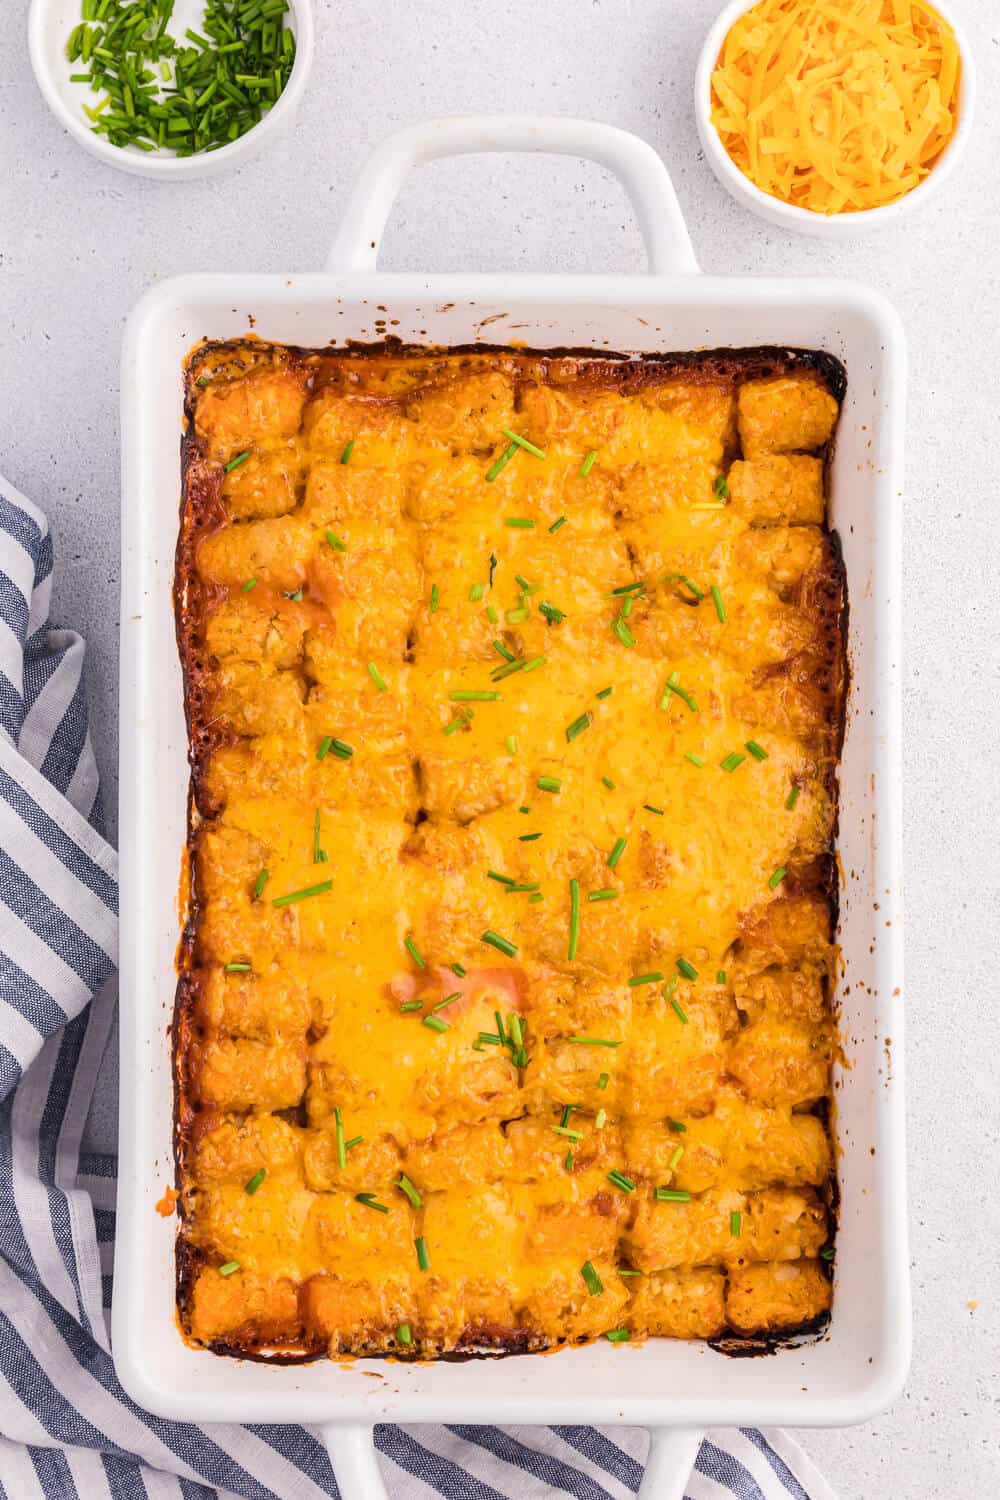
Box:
2, 0, 999, 1492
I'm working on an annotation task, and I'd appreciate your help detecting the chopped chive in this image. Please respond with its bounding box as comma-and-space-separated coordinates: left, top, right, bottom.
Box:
564, 1150, 574, 1170
505, 734, 519, 754
313, 808, 327, 864
508, 1014, 524, 1047
596, 686, 613, 700
643, 804, 664, 816
506, 882, 539, 893
538, 600, 566, 624
244, 1168, 266, 1195
241, 577, 257, 592
355, 1192, 388, 1213
655, 1188, 691, 1202
504, 606, 529, 624
519, 806, 531, 815
284, 588, 303, 601
396, 1322, 413, 1345
730, 1209, 742, 1237
668, 1119, 686, 1132
478, 1032, 502, 1046
450, 690, 501, 702
769, 866, 788, 889
334, 1107, 346, 1169
487, 603, 499, 623
345, 1134, 363, 1151
430, 583, 439, 613
340, 439, 355, 465
660, 672, 698, 712
714, 473, 731, 500
225, 450, 251, 472
597, 1072, 610, 1090
367, 662, 388, 692
566, 712, 592, 743
415, 1236, 429, 1271
620, 595, 634, 620
490, 553, 499, 587
617, 1268, 644, 1277
218, 1261, 240, 1276
717, 970, 727, 984
224, 961, 252, 973
325, 530, 346, 552
612, 617, 635, 647
481, 929, 517, 958
491, 657, 527, 682
820, 1246, 836, 1261
567, 1035, 622, 1048
399, 999, 423, 1013
610, 582, 646, 597
665, 572, 705, 601
501, 428, 545, 459
670, 995, 689, 1025
549, 516, 567, 533
607, 838, 627, 869
468, 582, 487, 601
487, 870, 516, 886
786, 785, 801, 810
601, 775, 616, 790
537, 776, 562, 794
396, 1175, 423, 1208
442, 716, 468, 735
434, 992, 463, 1011
581, 1260, 603, 1296
568, 879, 580, 960
327, 737, 353, 759
493, 639, 515, 662
579, 449, 597, 477
522, 656, 546, 673
711, 584, 727, 623
271, 880, 333, 907
608, 1170, 636, 1193
519, 832, 542, 842
720, 751, 746, 773
588, 889, 618, 902
629, 972, 663, 987
745, 740, 768, 761
676, 957, 698, 981
669, 1145, 684, 1170
451, 962, 467, 977
553, 1124, 584, 1141
604, 1327, 629, 1343
253, 869, 269, 899
504, 517, 535, 529
405, 936, 426, 969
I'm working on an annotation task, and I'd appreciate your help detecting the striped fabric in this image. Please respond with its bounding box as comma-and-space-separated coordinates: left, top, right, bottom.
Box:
0, 476, 838, 1500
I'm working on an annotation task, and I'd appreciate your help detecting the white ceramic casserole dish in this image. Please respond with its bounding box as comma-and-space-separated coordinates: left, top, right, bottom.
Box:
115, 116, 909, 1500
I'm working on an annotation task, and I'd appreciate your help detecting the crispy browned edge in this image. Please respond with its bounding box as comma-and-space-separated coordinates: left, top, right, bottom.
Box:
172, 339, 848, 1362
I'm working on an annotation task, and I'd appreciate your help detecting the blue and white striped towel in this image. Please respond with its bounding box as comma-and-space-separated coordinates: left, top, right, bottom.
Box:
0, 476, 839, 1500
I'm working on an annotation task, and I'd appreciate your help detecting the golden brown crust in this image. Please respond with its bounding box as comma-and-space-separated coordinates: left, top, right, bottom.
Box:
173, 341, 845, 1361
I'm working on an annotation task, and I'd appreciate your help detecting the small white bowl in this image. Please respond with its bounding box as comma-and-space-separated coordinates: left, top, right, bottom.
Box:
28, 0, 314, 180
695, 0, 976, 238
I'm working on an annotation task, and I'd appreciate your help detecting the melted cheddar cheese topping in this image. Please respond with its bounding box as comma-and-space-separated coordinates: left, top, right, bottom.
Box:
176, 344, 843, 1357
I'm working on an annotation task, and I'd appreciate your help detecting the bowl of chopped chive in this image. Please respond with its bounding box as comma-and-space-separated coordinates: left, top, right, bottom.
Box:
28, 0, 314, 178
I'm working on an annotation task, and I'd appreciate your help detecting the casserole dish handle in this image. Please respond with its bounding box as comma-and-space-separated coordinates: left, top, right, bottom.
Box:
327, 114, 699, 276
322, 1421, 702, 1498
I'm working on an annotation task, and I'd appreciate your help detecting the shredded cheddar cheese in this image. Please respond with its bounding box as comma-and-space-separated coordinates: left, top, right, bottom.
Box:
711, 0, 961, 214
